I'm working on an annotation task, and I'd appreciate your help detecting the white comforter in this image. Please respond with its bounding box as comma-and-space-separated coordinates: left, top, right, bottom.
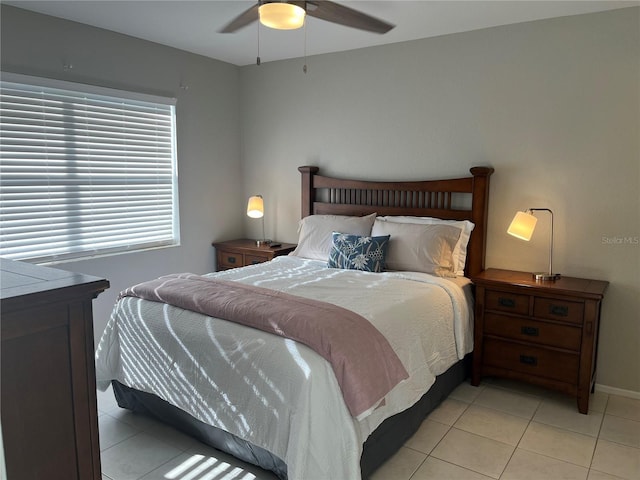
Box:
95, 256, 473, 480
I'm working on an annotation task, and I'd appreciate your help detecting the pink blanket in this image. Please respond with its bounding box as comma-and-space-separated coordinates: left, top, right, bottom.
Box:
119, 273, 409, 418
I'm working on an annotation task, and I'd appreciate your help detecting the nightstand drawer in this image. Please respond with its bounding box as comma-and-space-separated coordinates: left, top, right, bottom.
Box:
485, 289, 530, 315
472, 269, 608, 414
212, 240, 297, 272
484, 313, 582, 351
219, 252, 242, 268
245, 254, 269, 265
534, 297, 584, 325
484, 338, 579, 384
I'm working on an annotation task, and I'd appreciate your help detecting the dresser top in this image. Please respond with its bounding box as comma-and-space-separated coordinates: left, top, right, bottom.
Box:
1, 258, 109, 304
472, 268, 608, 299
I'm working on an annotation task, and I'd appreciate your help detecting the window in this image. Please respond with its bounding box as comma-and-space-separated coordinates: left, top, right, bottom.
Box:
0, 73, 179, 263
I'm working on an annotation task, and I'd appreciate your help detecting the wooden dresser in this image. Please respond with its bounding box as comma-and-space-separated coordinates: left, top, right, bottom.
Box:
1, 258, 109, 480
212, 239, 296, 271
471, 268, 608, 414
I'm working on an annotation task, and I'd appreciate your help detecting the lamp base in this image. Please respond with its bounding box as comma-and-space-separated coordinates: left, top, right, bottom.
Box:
533, 272, 561, 281
256, 239, 272, 247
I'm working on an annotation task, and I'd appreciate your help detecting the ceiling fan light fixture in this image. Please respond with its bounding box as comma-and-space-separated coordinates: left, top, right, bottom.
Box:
259, 3, 306, 30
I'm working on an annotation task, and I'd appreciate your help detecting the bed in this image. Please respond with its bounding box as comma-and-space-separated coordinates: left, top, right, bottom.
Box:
95, 165, 493, 480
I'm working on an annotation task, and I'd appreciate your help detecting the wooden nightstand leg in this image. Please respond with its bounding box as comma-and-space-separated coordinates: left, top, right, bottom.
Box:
471, 285, 485, 388
577, 393, 589, 414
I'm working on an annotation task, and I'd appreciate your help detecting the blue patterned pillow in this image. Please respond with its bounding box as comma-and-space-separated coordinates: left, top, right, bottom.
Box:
328, 232, 390, 273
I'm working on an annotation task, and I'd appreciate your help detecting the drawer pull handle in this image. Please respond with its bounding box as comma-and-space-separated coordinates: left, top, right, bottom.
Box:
521, 326, 539, 336
549, 305, 569, 317
251, 260, 261, 264
498, 297, 516, 308
519, 355, 538, 366
227, 256, 236, 264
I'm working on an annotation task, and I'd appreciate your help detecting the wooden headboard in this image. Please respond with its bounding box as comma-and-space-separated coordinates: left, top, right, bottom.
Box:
299, 166, 494, 277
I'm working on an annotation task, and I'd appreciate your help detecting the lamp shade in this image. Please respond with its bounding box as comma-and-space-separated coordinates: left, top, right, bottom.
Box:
247, 195, 264, 219
259, 3, 305, 30
507, 210, 537, 241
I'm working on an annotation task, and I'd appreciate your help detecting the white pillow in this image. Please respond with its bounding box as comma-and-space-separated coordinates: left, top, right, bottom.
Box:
371, 219, 462, 277
376, 216, 474, 276
290, 213, 377, 261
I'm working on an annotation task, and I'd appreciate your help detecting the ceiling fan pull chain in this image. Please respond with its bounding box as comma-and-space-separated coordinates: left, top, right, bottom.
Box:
257, 20, 261, 66
303, 17, 308, 74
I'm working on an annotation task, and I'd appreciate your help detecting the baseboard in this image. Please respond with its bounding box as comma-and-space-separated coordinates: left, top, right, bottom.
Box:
595, 383, 640, 400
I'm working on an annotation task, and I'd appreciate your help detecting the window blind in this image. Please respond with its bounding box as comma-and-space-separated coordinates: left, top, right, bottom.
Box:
0, 73, 179, 263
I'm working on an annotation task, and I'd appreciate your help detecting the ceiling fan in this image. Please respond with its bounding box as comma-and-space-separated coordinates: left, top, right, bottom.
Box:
219, 1, 395, 34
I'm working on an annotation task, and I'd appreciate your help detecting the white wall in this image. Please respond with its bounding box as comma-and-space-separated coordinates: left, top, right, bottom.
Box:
240, 8, 640, 392
1, 6, 245, 342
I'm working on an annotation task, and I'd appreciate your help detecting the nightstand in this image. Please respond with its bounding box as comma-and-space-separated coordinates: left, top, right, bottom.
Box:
471, 268, 608, 414
212, 239, 297, 271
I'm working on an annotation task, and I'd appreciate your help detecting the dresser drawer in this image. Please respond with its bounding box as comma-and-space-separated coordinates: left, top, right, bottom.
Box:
219, 251, 242, 269
485, 289, 530, 315
484, 313, 582, 351
245, 254, 269, 266
534, 297, 584, 325
483, 338, 579, 384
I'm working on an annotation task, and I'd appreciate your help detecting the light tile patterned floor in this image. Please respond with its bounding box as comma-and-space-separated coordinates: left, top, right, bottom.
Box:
97, 379, 640, 480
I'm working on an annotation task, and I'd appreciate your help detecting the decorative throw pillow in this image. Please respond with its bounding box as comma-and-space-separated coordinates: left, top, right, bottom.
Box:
327, 232, 390, 273
290, 213, 377, 261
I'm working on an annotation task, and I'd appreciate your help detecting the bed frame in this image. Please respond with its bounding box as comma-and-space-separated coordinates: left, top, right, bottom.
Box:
299, 165, 493, 276
113, 165, 494, 480
298, 165, 494, 477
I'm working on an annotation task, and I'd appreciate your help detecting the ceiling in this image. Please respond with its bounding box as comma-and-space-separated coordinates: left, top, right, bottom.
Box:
5, 1, 638, 66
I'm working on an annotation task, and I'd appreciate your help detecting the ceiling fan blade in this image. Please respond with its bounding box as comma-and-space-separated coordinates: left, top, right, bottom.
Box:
304, 1, 394, 34
219, 3, 260, 33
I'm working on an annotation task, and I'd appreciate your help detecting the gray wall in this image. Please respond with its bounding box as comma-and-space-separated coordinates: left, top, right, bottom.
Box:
1, 5, 638, 393
1, 5, 245, 342
240, 8, 640, 393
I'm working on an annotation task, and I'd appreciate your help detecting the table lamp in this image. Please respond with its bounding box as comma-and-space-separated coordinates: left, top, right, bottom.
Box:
507, 208, 561, 281
247, 195, 271, 246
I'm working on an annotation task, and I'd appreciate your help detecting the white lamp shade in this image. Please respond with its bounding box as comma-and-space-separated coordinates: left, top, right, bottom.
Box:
247, 195, 264, 218
507, 210, 537, 241
259, 3, 305, 30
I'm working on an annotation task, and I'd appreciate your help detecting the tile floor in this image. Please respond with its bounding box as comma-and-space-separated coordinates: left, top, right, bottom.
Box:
97, 378, 640, 480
